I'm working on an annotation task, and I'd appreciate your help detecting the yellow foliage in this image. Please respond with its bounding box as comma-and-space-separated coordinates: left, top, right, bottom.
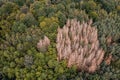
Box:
19, 13, 26, 20
117, 6, 120, 12
39, 17, 58, 29
40, 21, 46, 28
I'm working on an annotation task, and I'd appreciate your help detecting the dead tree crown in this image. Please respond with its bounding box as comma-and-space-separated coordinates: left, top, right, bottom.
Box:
56, 19, 105, 73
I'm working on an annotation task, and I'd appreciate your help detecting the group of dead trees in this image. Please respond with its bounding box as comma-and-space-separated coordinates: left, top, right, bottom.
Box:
37, 19, 105, 73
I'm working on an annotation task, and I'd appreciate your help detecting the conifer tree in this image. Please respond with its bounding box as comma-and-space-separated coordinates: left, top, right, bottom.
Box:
56, 19, 105, 73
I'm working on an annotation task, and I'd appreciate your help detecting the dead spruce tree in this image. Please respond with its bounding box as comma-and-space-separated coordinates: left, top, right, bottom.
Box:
56, 19, 105, 73
37, 36, 50, 52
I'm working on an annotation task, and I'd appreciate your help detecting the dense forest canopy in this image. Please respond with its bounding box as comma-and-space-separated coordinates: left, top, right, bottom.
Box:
0, 0, 120, 80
